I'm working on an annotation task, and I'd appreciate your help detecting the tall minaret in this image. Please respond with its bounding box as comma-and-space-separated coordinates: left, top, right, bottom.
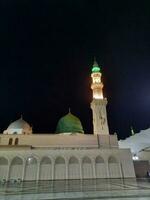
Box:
90, 58, 109, 135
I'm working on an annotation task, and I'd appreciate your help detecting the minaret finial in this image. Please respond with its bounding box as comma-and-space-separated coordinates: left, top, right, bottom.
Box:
92, 57, 100, 73
93, 56, 98, 66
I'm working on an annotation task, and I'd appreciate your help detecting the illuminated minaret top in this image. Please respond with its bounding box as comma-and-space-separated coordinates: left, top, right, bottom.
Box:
91, 57, 104, 99
90, 58, 109, 135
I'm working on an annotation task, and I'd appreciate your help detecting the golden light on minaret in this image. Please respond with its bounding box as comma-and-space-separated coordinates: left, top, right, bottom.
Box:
91, 58, 104, 99
90, 58, 109, 135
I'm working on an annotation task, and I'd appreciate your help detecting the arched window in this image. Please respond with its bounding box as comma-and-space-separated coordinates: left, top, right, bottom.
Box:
54, 157, 66, 180
68, 157, 80, 179
108, 156, 120, 178
39, 157, 52, 180
82, 156, 91, 164
8, 138, 13, 145
108, 156, 117, 163
69, 157, 79, 164
40, 157, 51, 165
9, 157, 23, 180
24, 157, 38, 181
95, 156, 106, 178
82, 156, 93, 179
15, 138, 19, 145
0, 157, 8, 180
95, 156, 104, 163
55, 157, 65, 164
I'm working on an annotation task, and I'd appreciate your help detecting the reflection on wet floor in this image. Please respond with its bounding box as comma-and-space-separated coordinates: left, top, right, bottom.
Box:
0, 178, 150, 199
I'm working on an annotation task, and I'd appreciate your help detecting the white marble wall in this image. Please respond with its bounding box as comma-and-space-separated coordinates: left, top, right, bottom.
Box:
0, 148, 135, 181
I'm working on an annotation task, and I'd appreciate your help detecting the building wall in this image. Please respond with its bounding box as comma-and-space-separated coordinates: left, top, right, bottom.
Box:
0, 134, 118, 148
0, 148, 135, 181
133, 160, 150, 178
118, 149, 135, 178
138, 151, 150, 162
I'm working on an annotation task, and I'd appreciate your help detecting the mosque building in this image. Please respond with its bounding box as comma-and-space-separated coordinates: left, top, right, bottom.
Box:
0, 59, 135, 182
119, 128, 150, 177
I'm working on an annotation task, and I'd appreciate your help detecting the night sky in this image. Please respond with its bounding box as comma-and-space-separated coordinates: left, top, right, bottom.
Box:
0, 1, 150, 139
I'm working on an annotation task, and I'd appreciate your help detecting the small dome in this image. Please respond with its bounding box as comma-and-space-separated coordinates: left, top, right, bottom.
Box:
4, 116, 32, 134
7, 118, 31, 130
56, 112, 84, 134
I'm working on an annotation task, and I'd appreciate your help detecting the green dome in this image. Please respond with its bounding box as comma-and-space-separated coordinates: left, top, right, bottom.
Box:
91, 57, 101, 73
56, 112, 84, 134
92, 65, 100, 73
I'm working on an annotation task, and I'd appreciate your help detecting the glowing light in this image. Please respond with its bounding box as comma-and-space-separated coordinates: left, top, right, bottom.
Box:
28, 157, 32, 161
93, 94, 103, 99
93, 77, 100, 83
132, 154, 139, 160
27, 157, 33, 164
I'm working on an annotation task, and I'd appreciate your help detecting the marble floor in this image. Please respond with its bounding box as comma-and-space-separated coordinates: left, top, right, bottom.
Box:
0, 178, 150, 200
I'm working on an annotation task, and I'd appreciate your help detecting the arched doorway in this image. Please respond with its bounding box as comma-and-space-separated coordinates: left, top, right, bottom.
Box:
14, 138, 19, 145
108, 156, 121, 178
95, 156, 106, 178
8, 138, 13, 145
0, 157, 8, 180
39, 157, 52, 180
54, 157, 66, 180
9, 157, 23, 180
68, 157, 80, 179
24, 157, 38, 181
82, 157, 93, 179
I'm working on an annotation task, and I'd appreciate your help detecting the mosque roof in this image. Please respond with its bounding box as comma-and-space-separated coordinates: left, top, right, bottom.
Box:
56, 112, 84, 134
119, 128, 150, 154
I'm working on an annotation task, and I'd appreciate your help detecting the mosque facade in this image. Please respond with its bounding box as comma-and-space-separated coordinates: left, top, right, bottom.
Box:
0, 60, 135, 182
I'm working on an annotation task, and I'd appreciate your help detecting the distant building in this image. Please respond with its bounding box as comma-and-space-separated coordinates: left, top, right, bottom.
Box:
0, 59, 135, 181
119, 128, 150, 177
119, 128, 150, 159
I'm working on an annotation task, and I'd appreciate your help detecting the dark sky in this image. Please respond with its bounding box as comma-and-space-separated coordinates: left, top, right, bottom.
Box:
0, 0, 150, 139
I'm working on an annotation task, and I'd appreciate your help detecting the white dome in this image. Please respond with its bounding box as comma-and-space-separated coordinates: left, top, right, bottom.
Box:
4, 117, 32, 134
7, 118, 31, 130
